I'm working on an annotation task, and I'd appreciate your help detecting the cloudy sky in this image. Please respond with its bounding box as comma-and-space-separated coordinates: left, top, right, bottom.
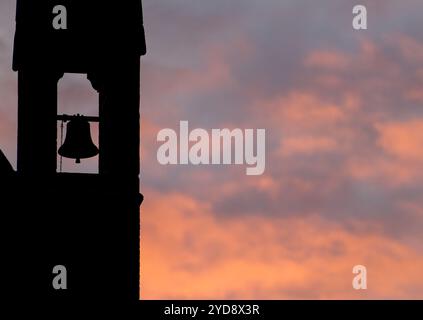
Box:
1, 0, 423, 299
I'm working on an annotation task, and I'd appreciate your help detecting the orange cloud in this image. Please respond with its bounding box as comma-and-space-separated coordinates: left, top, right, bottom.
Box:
346, 156, 422, 186
141, 191, 423, 299
262, 91, 346, 130
345, 120, 423, 185
376, 120, 423, 161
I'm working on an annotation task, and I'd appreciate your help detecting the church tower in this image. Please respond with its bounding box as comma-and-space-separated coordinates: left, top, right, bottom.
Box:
9, 0, 146, 299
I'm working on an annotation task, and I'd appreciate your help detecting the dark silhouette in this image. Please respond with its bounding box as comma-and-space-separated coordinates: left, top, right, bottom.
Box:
58, 115, 100, 163
0, 149, 14, 175
3, 0, 146, 299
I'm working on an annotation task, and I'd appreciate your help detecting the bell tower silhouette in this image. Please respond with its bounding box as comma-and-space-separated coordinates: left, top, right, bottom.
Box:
11, 0, 146, 299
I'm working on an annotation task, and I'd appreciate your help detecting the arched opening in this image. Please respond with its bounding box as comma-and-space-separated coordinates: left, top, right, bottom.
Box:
57, 73, 99, 173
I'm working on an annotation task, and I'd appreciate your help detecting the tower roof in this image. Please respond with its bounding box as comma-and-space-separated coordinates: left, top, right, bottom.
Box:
13, 0, 146, 72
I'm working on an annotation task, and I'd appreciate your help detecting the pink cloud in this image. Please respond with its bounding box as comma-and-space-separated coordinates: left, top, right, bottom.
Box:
281, 136, 338, 156
305, 50, 350, 70
395, 35, 423, 64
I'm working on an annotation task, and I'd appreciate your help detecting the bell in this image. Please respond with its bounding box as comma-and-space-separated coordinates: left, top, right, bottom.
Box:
58, 114, 99, 163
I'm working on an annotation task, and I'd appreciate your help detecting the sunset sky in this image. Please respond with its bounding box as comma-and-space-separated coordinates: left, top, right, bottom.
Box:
1, 0, 423, 299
